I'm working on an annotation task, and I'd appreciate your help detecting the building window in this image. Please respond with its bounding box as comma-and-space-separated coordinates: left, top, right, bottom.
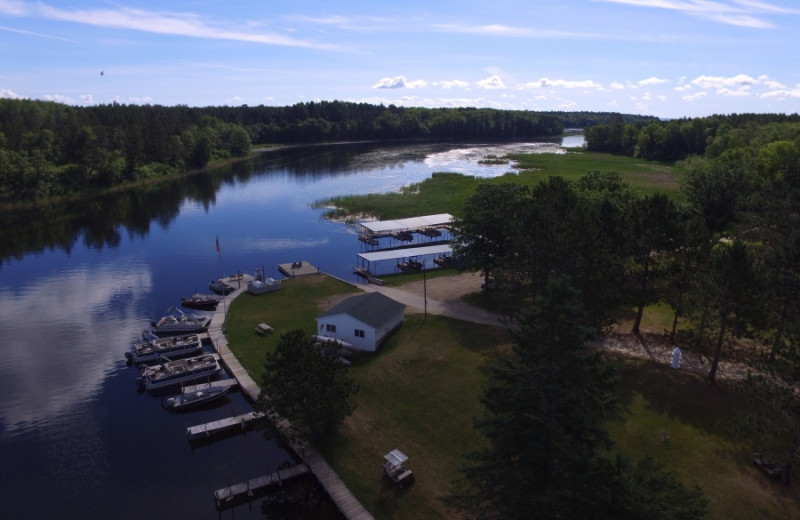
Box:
326, 324, 336, 333
354, 329, 365, 338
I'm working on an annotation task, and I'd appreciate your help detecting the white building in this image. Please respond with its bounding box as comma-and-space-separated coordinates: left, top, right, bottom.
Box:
315, 292, 405, 352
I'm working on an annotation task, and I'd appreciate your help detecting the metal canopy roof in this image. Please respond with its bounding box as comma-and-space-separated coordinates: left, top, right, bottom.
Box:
357, 244, 452, 263
384, 449, 408, 466
359, 213, 453, 234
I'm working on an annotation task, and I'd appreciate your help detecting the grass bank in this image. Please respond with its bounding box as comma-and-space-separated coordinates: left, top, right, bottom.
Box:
314, 151, 684, 220
225, 274, 800, 520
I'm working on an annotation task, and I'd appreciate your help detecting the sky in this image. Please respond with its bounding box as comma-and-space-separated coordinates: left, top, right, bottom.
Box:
1, 0, 799, 119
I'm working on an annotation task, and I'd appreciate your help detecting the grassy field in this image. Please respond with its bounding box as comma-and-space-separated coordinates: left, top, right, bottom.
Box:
314, 151, 685, 221
225, 274, 800, 520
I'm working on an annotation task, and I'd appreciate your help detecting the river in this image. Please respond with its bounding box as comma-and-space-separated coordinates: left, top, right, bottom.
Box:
0, 137, 579, 519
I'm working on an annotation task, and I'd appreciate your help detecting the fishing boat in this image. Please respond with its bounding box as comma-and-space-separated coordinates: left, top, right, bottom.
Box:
125, 330, 203, 364
137, 354, 221, 391
151, 307, 212, 336
180, 293, 220, 310
162, 384, 231, 411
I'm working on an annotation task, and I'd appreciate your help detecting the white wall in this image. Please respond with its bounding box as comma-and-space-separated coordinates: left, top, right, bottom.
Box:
315, 311, 403, 352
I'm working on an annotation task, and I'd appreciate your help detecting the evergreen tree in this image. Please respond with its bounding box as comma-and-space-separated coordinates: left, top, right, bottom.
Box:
255, 330, 359, 441
448, 275, 707, 519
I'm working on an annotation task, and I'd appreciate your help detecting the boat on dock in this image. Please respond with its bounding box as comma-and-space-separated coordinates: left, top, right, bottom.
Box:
125, 330, 203, 364
151, 307, 212, 336
209, 279, 234, 295
137, 354, 221, 391
162, 384, 231, 411
180, 293, 220, 310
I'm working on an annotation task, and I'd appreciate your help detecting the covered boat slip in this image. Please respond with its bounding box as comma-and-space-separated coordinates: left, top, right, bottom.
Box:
356, 243, 453, 276
357, 213, 453, 249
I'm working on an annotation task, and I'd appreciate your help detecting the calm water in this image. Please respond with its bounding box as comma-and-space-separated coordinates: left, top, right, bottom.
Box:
0, 138, 579, 519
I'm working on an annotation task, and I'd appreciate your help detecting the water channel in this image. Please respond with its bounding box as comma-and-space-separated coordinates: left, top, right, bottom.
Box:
0, 137, 580, 519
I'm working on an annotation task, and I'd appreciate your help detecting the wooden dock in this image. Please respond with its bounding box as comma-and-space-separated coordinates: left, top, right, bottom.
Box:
353, 266, 384, 285
214, 463, 311, 508
186, 411, 264, 441
278, 261, 319, 277
181, 378, 238, 393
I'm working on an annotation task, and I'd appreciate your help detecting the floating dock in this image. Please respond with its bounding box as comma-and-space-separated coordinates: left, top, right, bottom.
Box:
181, 378, 238, 393
214, 463, 311, 508
353, 266, 384, 285
186, 411, 264, 441
278, 261, 319, 277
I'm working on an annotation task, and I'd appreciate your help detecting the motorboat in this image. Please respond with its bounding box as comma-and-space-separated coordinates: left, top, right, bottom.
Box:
137, 354, 221, 391
151, 307, 211, 336
209, 279, 234, 295
180, 293, 220, 310
125, 330, 203, 364
162, 384, 231, 411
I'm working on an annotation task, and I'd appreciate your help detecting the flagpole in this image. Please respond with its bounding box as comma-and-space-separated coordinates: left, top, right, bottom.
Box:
216, 236, 227, 317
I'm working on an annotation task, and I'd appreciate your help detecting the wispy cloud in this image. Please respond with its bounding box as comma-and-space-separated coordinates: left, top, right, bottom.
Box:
3, 1, 345, 50
433, 22, 603, 39
0, 23, 74, 41
596, 0, 800, 28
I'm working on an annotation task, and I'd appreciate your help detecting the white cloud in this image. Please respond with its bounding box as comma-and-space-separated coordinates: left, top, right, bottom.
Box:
638, 76, 668, 86
434, 79, 470, 89
42, 93, 74, 103
476, 75, 506, 90
519, 77, 604, 89
0, 88, 23, 99
610, 82, 625, 89
760, 86, 800, 99
372, 76, 426, 89
691, 74, 757, 89
758, 75, 786, 90
683, 91, 709, 101
373, 76, 407, 89
717, 86, 751, 96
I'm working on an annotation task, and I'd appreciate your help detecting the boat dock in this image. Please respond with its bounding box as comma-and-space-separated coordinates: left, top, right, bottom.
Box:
353, 266, 384, 285
186, 411, 264, 441
214, 463, 311, 508
278, 261, 319, 277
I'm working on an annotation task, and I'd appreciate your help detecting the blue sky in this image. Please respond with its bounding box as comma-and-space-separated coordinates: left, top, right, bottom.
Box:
1, 0, 799, 118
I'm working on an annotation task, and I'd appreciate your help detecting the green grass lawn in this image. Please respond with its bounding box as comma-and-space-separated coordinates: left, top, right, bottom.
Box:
226, 274, 800, 519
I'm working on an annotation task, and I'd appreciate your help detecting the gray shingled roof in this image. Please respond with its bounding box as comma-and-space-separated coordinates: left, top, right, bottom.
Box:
318, 292, 405, 329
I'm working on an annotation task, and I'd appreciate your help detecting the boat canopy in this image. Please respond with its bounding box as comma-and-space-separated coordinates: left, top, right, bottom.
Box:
357, 244, 452, 263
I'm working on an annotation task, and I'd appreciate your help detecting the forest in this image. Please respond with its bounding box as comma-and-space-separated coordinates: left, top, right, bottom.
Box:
0, 99, 648, 208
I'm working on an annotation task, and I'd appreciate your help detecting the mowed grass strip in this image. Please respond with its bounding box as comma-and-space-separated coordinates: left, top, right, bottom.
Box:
226, 274, 800, 520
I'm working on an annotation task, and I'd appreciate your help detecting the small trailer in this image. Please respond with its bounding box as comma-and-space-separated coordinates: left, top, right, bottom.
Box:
383, 449, 415, 489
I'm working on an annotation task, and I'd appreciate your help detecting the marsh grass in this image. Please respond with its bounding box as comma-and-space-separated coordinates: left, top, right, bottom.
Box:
314, 152, 686, 220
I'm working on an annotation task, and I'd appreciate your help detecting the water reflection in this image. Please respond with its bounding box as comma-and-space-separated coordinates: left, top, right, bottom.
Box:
0, 260, 152, 437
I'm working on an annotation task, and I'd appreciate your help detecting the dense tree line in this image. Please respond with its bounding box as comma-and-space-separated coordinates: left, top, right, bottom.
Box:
585, 112, 800, 162
0, 98, 659, 207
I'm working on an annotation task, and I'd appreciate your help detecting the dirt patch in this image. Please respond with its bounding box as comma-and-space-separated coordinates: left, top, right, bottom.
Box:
391, 271, 484, 301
